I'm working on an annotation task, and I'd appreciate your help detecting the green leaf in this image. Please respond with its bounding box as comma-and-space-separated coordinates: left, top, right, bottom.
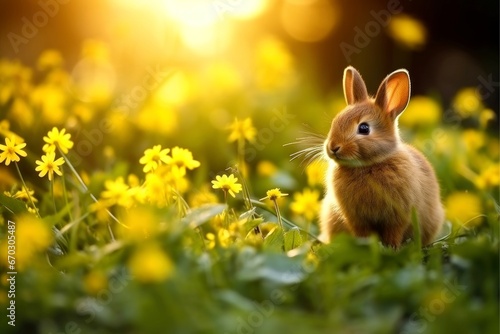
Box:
181, 204, 227, 228
284, 228, 303, 252
0, 192, 28, 215
241, 217, 264, 235
263, 226, 284, 252
236, 246, 306, 284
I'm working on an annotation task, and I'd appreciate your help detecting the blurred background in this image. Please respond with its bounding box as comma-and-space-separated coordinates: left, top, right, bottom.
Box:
0, 0, 498, 180
1, 0, 498, 101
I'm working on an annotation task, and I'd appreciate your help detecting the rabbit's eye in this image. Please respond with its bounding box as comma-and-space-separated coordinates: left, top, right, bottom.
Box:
358, 123, 370, 135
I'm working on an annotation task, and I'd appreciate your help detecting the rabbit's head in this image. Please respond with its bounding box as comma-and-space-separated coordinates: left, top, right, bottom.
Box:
325, 66, 411, 167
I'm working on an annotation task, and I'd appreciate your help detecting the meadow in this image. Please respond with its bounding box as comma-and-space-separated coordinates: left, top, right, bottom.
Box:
0, 4, 499, 333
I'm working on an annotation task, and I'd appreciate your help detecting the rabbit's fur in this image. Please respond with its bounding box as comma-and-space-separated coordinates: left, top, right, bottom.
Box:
320, 67, 444, 247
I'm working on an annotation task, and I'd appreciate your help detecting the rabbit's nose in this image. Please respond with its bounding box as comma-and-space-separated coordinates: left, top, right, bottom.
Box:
327, 144, 341, 157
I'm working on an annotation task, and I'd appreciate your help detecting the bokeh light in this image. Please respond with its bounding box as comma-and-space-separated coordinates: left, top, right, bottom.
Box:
280, 0, 340, 42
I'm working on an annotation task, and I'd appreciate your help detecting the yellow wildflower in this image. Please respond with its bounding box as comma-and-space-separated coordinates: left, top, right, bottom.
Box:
0, 120, 24, 144
211, 174, 242, 198
139, 145, 171, 173
11, 188, 38, 204
0, 137, 27, 166
255, 36, 295, 91
445, 191, 483, 227
83, 270, 108, 295
118, 208, 158, 241
399, 96, 442, 128
42, 127, 74, 154
260, 188, 289, 201
218, 228, 232, 248
169, 146, 200, 176
228, 118, 257, 143
100, 177, 132, 207
290, 188, 321, 221
205, 233, 216, 249
89, 200, 113, 224
479, 109, 496, 129
12, 215, 52, 271
306, 160, 327, 187
475, 164, 500, 190
144, 172, 170, 207
128, 243, 174, 283
35, 152, 65, 181
136, 104, 178, 136
37, 49, 63, 71
189, 185, 219, 207
462, 129, 485, 152
453, 87, 483, 117
387, 15, 427, 50
257, 160, 278, 177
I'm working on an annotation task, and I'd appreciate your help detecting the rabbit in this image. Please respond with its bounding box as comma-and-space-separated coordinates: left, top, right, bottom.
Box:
319, 66, 444, 247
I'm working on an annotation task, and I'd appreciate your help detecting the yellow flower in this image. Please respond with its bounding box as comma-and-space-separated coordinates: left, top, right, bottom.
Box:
0, 120, 24, 144
218, 228, 232, 248
42, 127, 74, 154
10, 215, 52, 271
83, 270, 108, 295
255, 36, 295, 91
387, 15, 427, 50
89, 200, 113, 224
203, 62, 242, 96
35, 151, 65, 181
10, 188, 38, 204
128, 243, 174, 283
118, 208, 158, 241
169, 146, 200, 176
136, 104, 178, 136
0, 137, 27, 166
37, 49, 63, 71
480, 109, 496, 129
211, 174, 242, 198
306, 160, 327, 187
257, 160, 278, 177
100, 177, 132, 207
139, 145, 171, 173
144, 172, 170, 207
445, 191, 483, 227
462, 129, 485, 152
453, 87, 483, 117
228, 117, 257, 143
261, 188, 289, 201
31, 85, 66, 124
399, 96, 442, 128
189, 185, 219, 207
475, 164, 500, 190
290, 188, 321, 221
205, 233, 216, 249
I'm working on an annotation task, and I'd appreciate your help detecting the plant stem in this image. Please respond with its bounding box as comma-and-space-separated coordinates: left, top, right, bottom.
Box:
14, 162, 40, 217
58, 149, 121, 241
273, 199, 285, 237
50, 177, 57, 214
60, 168, 73, 222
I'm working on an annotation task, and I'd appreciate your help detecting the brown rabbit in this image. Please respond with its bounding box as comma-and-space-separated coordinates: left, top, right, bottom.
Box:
319, 66, 444, 247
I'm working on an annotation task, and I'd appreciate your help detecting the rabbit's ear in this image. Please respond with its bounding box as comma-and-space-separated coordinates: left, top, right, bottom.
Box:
343, 66, 368, 105
375, 69, 411, 119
